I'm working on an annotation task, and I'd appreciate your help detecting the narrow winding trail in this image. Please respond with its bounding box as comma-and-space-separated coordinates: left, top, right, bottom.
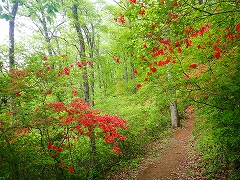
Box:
104, 112, 197, 180
138, 113, 195, 180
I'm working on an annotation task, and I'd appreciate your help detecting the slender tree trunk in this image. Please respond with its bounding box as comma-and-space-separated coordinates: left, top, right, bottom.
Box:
130, 61, 137, 93
165, 0, 180, 128
39, 10, 53, 56
72, 4, 90, 104
72, 3, 95, 173
170, 102, 180, 128
9, 2, 19, 68
124, 57, 128, 83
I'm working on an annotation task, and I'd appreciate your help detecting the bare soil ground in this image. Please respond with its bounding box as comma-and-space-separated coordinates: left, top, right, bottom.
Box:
138, 113, 195, 180
104, 112, 205, 180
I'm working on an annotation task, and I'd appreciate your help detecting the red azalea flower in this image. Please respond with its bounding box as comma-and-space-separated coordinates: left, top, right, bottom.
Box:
235, 23, 240, 32
57, 148, 62, 152
185, 38, 192, 48
158, 60, 165, 66
69, 166, 74, 173
72, 89, 78, 96
136, 83, 142, 88
119, 13, 126, 24
160, 0, 165, 4
129, 0, 136, 4
82, 167, 87, 171
43, 56, 48, 60
48, 142, 53, 150
88, 61, 93, 65
64, 67, 70, 75
133, 70, 138, 74
143, 43, 147, 48
189, 63, 197, 69
47, 91, 52, 95
165, 57, 170, 65
152, 23, 157, 29
139, 9, 146, 15
16, 93, 21, 97
213, 51, 221, 59
172, 1, 178, 6
144, 78, 148, 81
76, 61, 82, 68
178, 47, 182, 53
150, 67, 157, 72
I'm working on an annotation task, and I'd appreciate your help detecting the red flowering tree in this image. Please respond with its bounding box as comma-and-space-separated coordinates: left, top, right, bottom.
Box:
112, 0, 240, 178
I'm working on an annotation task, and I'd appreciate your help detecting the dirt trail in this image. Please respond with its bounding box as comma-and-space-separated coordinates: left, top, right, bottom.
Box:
138, 114, 195, 180
104, 112, 196, 180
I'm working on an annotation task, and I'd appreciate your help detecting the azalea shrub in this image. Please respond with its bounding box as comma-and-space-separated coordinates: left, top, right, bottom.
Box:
0, 54, 128, 179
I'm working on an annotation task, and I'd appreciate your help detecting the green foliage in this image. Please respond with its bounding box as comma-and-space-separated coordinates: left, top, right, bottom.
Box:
1, 0, 240, 179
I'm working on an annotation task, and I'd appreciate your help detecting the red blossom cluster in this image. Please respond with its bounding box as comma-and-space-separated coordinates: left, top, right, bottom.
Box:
114, 13, 126, 24
58, 67, 70, 77
129, 0, 136, 4
16, 127, 29, 135
172, 1, 178, 6
16, 93, 21, 97
151, 23, 157, 29
151, 49, 164, 57
185, 23, 210, 38
47, 142, 74, 173
72, 89, 78, 96
45, 98, 128, 154
189, 63, 197, 69
139, 9, 146, 15
185, 38, 192, 48
112, 56, 120, 63
9, 69, 29, 78
157, 56, 171, 66
169, 12, 178, 19
136, 83, 142, 88
225, 23, 240, 39
213, 39, 221, 59
43, 55, 48, 60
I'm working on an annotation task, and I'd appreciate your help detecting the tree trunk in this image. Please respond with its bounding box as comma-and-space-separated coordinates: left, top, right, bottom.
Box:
124, 57, 128, 83
165, 0, 180, 128
130, 61, 137, 93
39, 9, 53, 56
170, 102, 180, 128
72, 4, 90, 104
9, 2, 19, 68
72, 3, 95, 172
199, 0, 204, 5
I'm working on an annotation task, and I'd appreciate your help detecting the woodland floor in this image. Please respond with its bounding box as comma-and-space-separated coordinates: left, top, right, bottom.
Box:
104, 112, 206, 180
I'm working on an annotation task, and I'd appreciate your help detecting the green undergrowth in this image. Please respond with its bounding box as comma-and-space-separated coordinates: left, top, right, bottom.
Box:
94, 82, 187, 177
193, 107, 240, 180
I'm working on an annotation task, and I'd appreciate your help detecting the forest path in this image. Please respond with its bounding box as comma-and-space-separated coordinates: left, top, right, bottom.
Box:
104, 112, 198, 180
138, 113, 195, 180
